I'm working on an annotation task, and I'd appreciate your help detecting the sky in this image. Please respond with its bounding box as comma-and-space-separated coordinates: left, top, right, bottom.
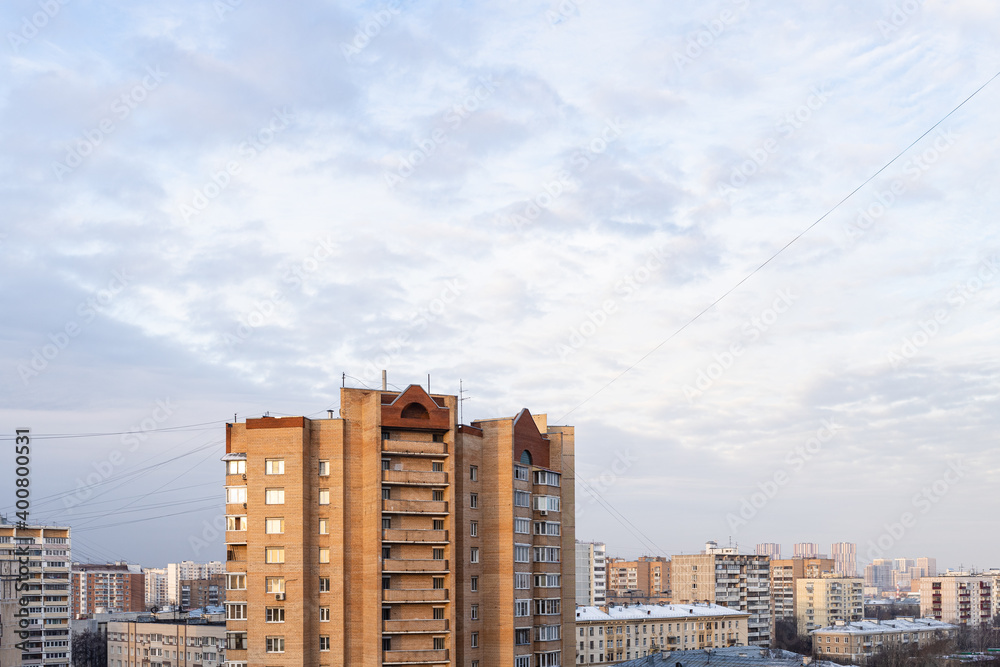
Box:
1, 0, 998, 573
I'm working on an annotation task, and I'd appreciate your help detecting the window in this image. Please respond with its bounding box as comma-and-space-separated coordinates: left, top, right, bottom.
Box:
265, 577, 284, 593
433, 607, 445, 620
319, 489, 330, 505
515, 628, 531, 645
318, 460, 330, 476
319, 519, 329, 534
470, 547, 479, 563
227, 460, 246, 475
533, 546, 560, 562
433, 548, 444, 560
514, 465, 529, 481
471, 604, 479, 620
432, 461, 443, 472
434, 637, 446, 650
265, 459, 284, 475
384, 606, 393, 621
382, 637, 392, 651
514, 544, 530, 563
383, 576, 391, 590
514, 490, 530, 507
264, 488, 284, 504
515, 572, 530, 589
265, 547, 285, 564
382, 518, 392, 530
382, 487, 391, 500
534, 470, 560, 486
470, 576, 478, 592
265, 607, 284, 623
515, 599, 529, 616
470, 465, 478, 481
534, 573, 561, 587
433, 489, 444, 501
433, 519, 444, 530
265, 637, 284, 653
319, 636, 330, 651
537, 651, 561, 667
319, 548, 330, 564
433, 577, 445, 589
265, 518, 284, 534
226, 515, 247, 531
470, 493, 478, 508
225, 603, 247, 620
536, 625, 561, 641
471, 632, 479, 648
226, 573, 246, 590
383, 546, 392, 559
226, 632, 247, 651
382, 458, 391, 470
533, 495, 560, 512
470, 521, 478, 537
534, 521, 560, 536
515, 657, 531, 667
226, 487, 247, 504
319, 577, 330, 592
515, 517, 530, 534
535, 598, 561, 615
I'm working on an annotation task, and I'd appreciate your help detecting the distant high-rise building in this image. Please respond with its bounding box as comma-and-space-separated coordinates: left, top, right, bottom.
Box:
769, 557, 835, 626
831, 542, 857, 577
795, 576, 864, 635
893, 558, 915, 573
576, 541, 607, 606
0, 519, 71, 667
916, 557, 937, 577
604, 556, 669, 605
756, 543, 781, 560
166, 561, 224, 606
864, 560, 893, 591
70, 562, 145, 618
672, 543, 771, 646
223, 384, 576, 667
793, 543, 819, 558
144, 567, 169, 608
180, 574, 226, 610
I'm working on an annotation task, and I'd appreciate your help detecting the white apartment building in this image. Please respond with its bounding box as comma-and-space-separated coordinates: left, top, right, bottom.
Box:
795, 576, 864, 635
576, 541, 607, 606
144, 568, 169, 608
831, 543, 857, 577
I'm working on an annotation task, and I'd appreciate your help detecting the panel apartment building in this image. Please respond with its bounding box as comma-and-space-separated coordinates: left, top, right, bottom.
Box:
575, 541, 607, 606
222, 383, 575, 667
919, 575, 994, 626
794, 576, 864, 635
671, 541, 770, 646
70, 562, 145, 618
0, 520, 71, 667
769, 557, 834, 627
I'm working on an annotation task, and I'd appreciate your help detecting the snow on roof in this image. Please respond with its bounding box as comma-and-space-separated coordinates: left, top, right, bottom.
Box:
810, 618, 957, 635
575, 603, 750, 622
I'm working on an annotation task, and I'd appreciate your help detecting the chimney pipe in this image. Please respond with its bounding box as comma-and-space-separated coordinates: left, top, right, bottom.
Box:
382, 370, 387, 391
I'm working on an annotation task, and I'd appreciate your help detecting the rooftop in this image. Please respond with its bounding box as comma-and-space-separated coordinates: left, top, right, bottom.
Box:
576, 603, 751, 622
810, 618, 958, 635
615, 646, 838, 667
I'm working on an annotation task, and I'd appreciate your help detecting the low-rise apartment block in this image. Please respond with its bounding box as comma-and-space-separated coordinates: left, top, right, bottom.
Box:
0, 520, 71, 667
574, 603, 749, 664
811, 618, 957, 663
605, 557, 668, 605
70, 562, 145, 618
795, 576, 863, 635
107, 615, 226, 667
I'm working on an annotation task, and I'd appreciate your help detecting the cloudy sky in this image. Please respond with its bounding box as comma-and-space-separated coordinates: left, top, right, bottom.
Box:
1, 0, 998, 573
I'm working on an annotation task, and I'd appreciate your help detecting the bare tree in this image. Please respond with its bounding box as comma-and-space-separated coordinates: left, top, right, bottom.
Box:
72, 629, 107, 667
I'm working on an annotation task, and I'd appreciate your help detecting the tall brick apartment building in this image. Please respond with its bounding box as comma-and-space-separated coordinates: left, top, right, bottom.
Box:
222, 383, 575, 667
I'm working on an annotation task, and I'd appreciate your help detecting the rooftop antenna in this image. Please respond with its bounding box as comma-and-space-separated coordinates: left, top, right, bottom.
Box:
342, 372, 345, 388
427, 373, 431, 393
459, 379, 472, 426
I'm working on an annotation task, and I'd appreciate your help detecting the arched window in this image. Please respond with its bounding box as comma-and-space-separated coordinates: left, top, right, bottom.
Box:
519, 450, 532, 466
400, 402, 430, 420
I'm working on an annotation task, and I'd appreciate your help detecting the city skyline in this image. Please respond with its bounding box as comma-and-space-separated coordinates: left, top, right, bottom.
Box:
2, 0, 999, 571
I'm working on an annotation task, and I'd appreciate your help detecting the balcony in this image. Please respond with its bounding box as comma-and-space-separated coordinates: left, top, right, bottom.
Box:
382, 440, 448, 457
383, 499, 449, 515
383, 559, 450, 573
383, 619, 450, 634
383, 529, 449, 544
383, 470, 449, 486
383, 649, 449, 664
383, 589, 449, 603
225, 530, 247, 545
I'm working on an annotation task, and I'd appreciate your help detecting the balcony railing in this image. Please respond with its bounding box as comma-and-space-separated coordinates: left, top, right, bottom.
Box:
382, 440, 448, 457
383, 470, 449, 486
383, 559, 450, 573
382, 619, 450, 634
382, 499, 449, 515
382, 649, 449, 665
382, 588, 449, 603
382, 529, 449, 544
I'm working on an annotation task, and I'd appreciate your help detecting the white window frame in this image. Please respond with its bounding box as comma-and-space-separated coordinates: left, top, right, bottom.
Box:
226, 487, 247, 504
265, 547, 285, 564
265, 459, 284, 475
265, 518, 284, 534
264, 488, 284, 505
319, 489, 330, 505
318, 460, 330, 476
515, 517, 530, 534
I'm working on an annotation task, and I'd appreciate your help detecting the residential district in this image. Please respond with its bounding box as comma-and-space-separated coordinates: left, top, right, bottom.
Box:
1, 384, 997, 666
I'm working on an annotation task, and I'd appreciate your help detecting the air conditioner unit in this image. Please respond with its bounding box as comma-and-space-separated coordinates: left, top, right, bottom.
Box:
275, 593, 285, 601
242, 474, 247, 480
539, 510, 548, 516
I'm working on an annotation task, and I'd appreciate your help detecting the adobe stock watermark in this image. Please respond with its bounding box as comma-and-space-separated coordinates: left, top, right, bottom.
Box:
577, 448, 638, 522
726, 418, 840, 532
8, 0, 70, 53
383, 76, 500, 190
683, 288, 796, 402
673, 0, 751, 73
190, 513, 227, 556
844, 127, 958, 243
62, 399, 176, 509
554, 246, 669, 361
362, 279, 464, 380
717, 85, 832, 202
17, 269, 132, 385
876, 0, 925, 39
51, 66, 168, 181
224, 237, 337, 347
496, 117, 624, 231
886, 254, 998, 369
213, 0, 242, 21
864, 459, 965, 562
545, 0, 585, 26
340, 0, 402, 61
179, 107, 294, 222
